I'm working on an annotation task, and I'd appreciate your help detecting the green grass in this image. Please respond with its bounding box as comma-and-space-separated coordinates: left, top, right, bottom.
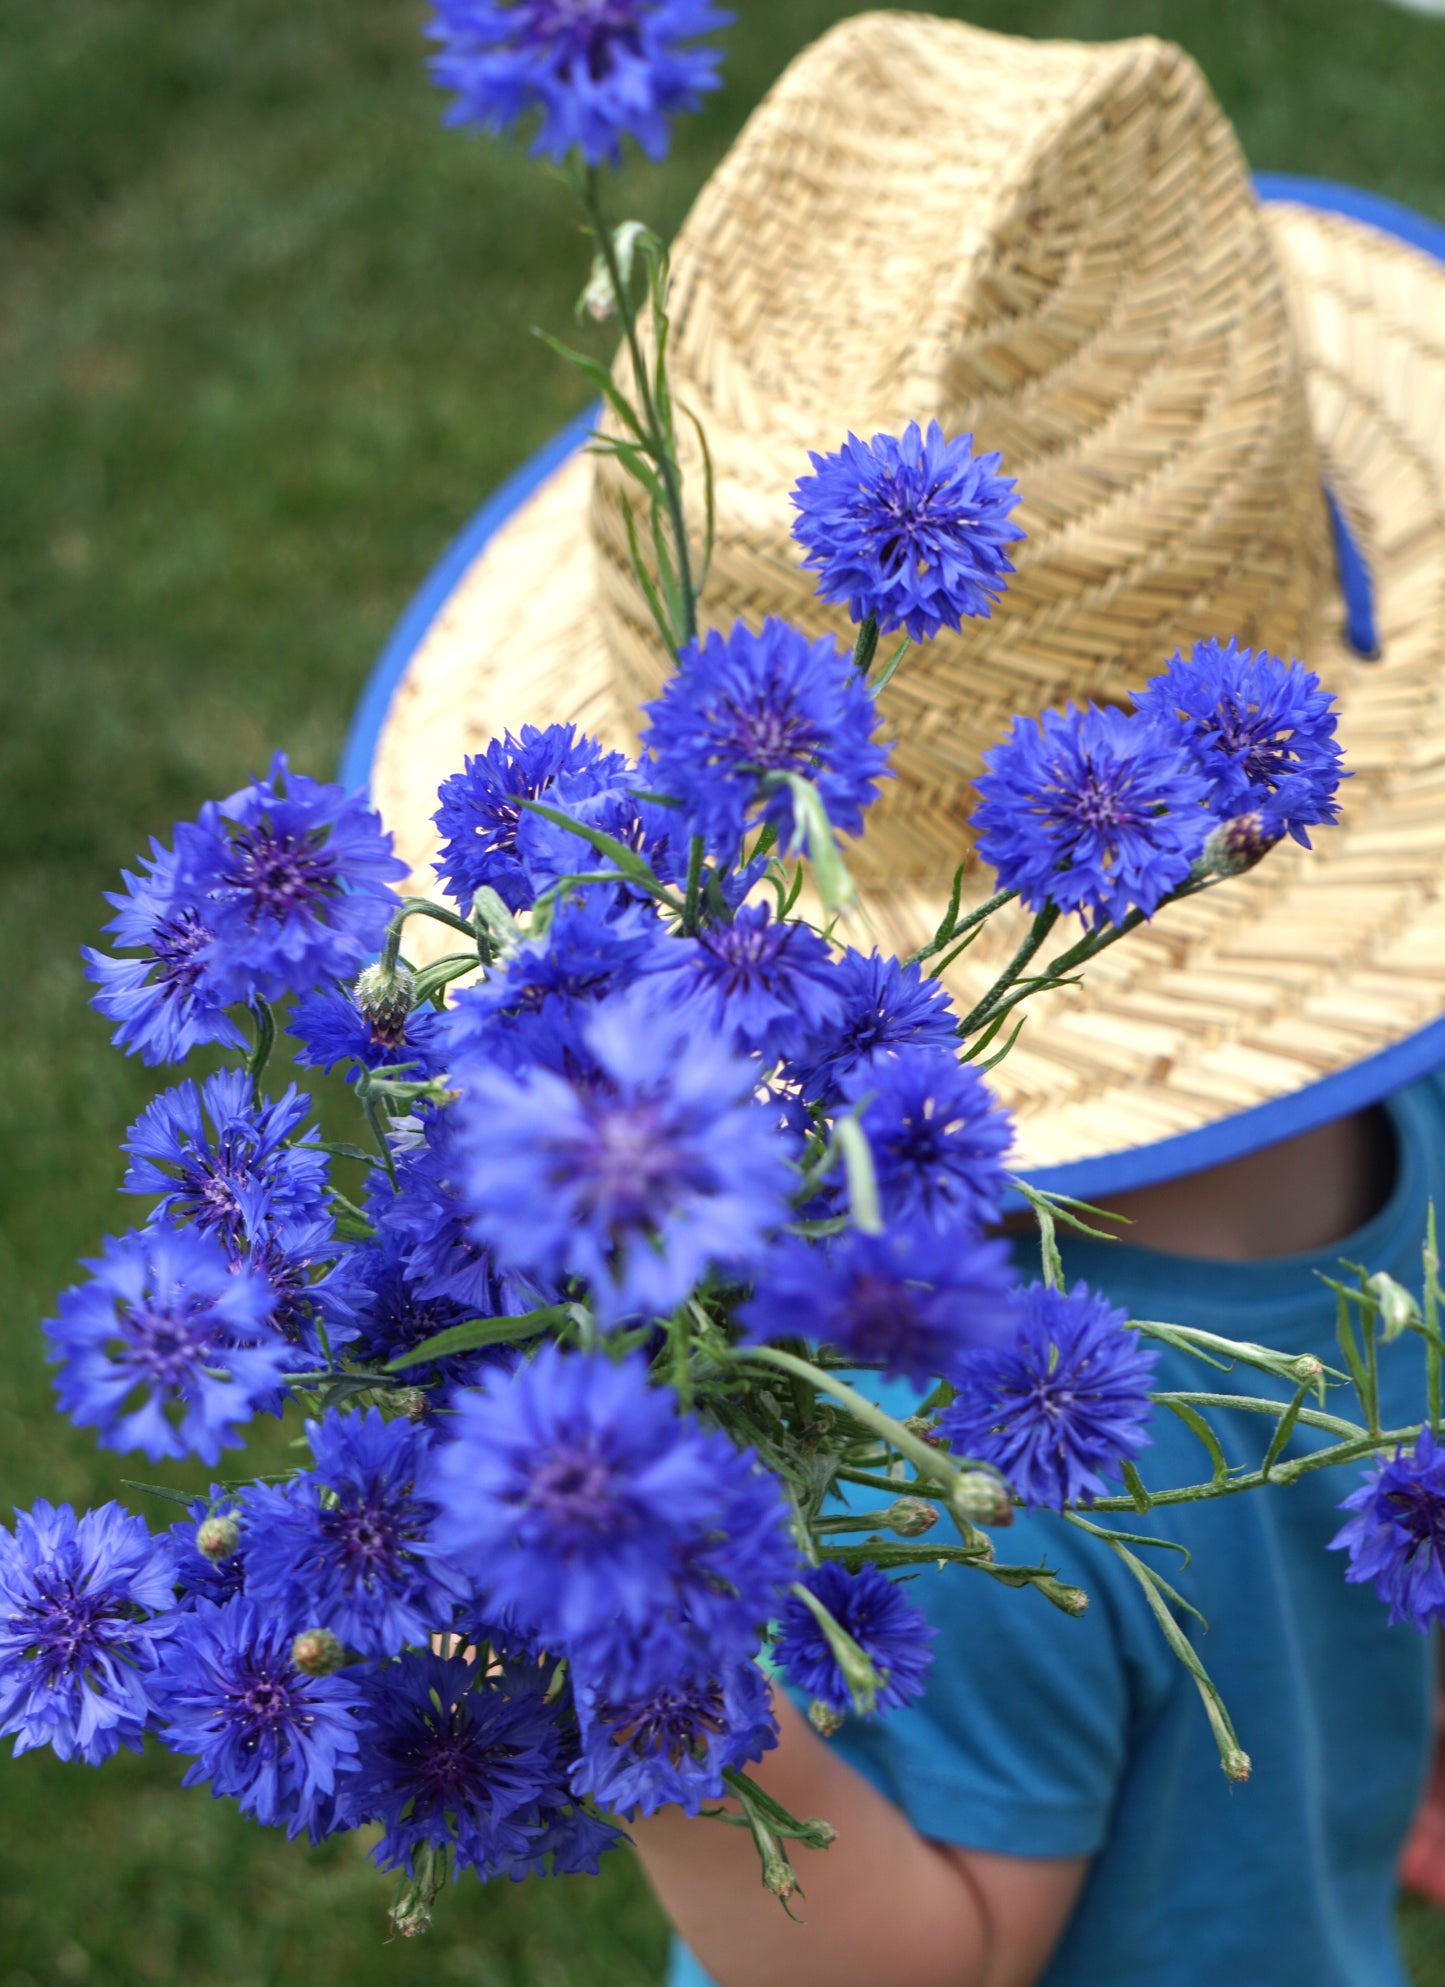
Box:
3, 0, 1445, 1979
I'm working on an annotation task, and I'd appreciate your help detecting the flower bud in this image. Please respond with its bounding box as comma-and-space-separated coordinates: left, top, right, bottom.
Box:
291, 1627, 345, 1677
1289, 1354, 1324, 1384
808, 1699, 845, 1738
354, 960, 416, 1049
883, 1497, 939, 1538
393, 1386, 431, 1422
1367, 1271, 1421, 1343
903, 1414, 941, 1445
195, 1514, 240, 1562
950, 1471, 1013, 1527
1200, 811, 1284, 878
763, 1851, 797, 1899
1037, 1578, 1089, 1617
1221, 1746, 1252, 1784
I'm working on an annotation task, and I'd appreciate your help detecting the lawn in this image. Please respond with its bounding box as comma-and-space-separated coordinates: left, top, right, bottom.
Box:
3, 1, 1445, 1981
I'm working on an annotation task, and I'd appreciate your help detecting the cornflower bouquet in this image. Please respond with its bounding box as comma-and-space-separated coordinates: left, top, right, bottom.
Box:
8, 0, 1445, 1943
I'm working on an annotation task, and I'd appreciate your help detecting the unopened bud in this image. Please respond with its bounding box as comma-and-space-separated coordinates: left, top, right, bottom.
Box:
1221, 1747, 1252, 1784
797, 1816, 836, 1850
903, 1415, 941, 1445
354, 961, 416, 1049
195, 1514, 240, 1562
1368, 1271, 1421, 1343
883, 1497, 939, 1538
1201, 811, 1284, 878
390, 1894, 434, 1939
950, 1471, 1014, 1527
1038, 1578, 1089, 1617
808, 1699, 845, 1738
762, 1852, 796, 1899
291, 1627, 345, 1677
1289, 1354, 1324, 1384
393, 1386, 430, 1422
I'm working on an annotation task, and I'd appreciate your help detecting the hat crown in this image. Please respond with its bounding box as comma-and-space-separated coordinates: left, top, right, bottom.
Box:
591, 11, 1332, 882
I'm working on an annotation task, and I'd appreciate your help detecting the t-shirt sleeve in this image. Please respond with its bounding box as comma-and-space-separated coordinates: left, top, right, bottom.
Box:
816, 1510, 1166, 1859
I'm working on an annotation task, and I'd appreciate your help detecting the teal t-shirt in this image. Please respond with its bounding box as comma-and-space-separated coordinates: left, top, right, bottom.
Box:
671, 1072, 1445, 1987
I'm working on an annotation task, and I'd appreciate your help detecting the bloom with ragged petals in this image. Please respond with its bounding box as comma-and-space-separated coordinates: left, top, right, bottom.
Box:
784, 948, 959, 1104
82, 837, 246, 1066
775, 1563, 936, 1719
173, 754, 405, 1003
428, 0, 731, 169
342, 1227, 512, 1388
1132, 637, 1346, 847
938, 1280, 1159, 1509
641, 617, 891, 864
289, 983, 446, 1082
1330, 1427, 1445, 1631
46, 1223, 287, 1463
347, 1651, 575, 1877
0, 1501, 177, 1765
791, 421, 1022, 640
739, 1224, 1016, 1387
152, 1598, 363, 1837
644, 904, 847, 1062
972, 702, 1212, 928
121, 1069, 329, 1249
241, 1409, 468, 1656
571, 1654, 776, 1818
428, 1345, 791, 1647
837, 1046, 1013, 1233
453, 990, 792, 1325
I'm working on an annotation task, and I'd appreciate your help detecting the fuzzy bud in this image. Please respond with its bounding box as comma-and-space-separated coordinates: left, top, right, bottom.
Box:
763, 1852, 797, 1900
1221, 1747, 1252, 1784
1289, 1354, 1324, 1384
195, 1514, 240, 1563
808, 1699, 845, 1738
1200, 811, 1284, 878
393, 1386, 431, 1422
354, 960, 416, 1049
1367, 1271, 1421, 1343
1038, 1578, 1089, 1617
291, 1627, 346, 1677
950, 1471, 1014, 1527
882, 1497, 939, 1538
903, 1414, 941, 1445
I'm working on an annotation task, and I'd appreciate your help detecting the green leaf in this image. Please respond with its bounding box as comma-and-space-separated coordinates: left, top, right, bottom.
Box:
867, 636, 910, 699
517, 797, 679, 904
532, 326, 647, 442
1162, 1399, 1230, 1487
385, 1306, 564, 1371
833, 1116, 884, 1236
781, 775, 855, 915
1260, 1379, 1312, 1478
120, 1479, 197, 1510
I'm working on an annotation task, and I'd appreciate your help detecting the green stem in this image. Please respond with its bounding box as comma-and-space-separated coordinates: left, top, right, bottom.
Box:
908, 886, 1016, 969
682, 834, 705, 935
958, 903, 1060, 1037
381, 897, 480, 974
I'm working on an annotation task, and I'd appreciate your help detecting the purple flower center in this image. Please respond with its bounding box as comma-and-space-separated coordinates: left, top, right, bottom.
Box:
525, 1441, 627, 1530
519, 0, 644, 76
699, 919, 786, 990
221, 824, 339, 925
843, 1273, 920, 1362
861, 470, 972, 575
603, 1680, 727, 1763
718, 694, 824, 779
152, 909, 213, 992
1385, 1478, 1445, 1555
234, 1659, 299, 1736
572, 1099, 704, 1230
1206, 701, 1294, 787
20, 1569, 117, 1679
324, 1497, 407, 1577
119, 1301, 216, 1387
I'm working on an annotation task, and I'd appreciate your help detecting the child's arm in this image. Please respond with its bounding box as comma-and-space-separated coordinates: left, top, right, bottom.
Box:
630, 1691, 1088, 1987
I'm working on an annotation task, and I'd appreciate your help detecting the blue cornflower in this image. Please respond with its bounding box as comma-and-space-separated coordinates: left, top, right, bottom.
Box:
428, 1345, 790, 1647
784, 948, 959, 1103
775, 1563, 936, 1719
366, 1122, 528, 1320
121, 1069, 329, 1249
641, 617, 891, 865
342, 1227, 512, 1388
152, 1598, 363, 1837
242, 1409, 469, 1657
347, 1651, 573, 1878
740, 1225, 1016, 1388
229, 1191, 353, 1362
173, 754, 405, 1003
837, 1047, 1013, 1233
643, 904, 846, 1062
1330, 1427, 1445, 1631
511, 763, 673, 905
433, 725, 630, 913
0, 1500, 176, 1765
428, 0, 730, 169
972, 702, 1212, 928
82, 837, 245, 1066
1131, 637, 1346, 847
169, 1491, 248, 1610
289, 983, 446, 1082
571, 1655, 776, 1818
791, 422, 1022, 640
46, 1223, 287, 1464
939, 1281, 1159, 1509
453, 989, 793, 1323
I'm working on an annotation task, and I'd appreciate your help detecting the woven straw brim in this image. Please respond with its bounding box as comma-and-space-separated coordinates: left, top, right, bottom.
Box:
370, 202, 1445, 1182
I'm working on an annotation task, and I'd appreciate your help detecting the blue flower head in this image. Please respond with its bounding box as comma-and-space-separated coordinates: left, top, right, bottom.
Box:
428, 0, 731, 168
838, 1046, 1013, 1234
82, 837, 245, 1066
453, 988, 793, 1325
1330, 1426, 1445, 1631
791, 421, 1022, 640
1131, 637, 1346, 847
641, 617, 891, 865
433, 725, 632, 913
783, 948, 959, 1104
341, 1225, 513, 1388
121, 1069, 329, 1249
289, 983, 446, 1082
775, 1563, 936, 1719
427, 1345, 792, 1649
173, 755, 406, 1003
241, 1409, 469, 1657
644, 904, 847, 1063
152, 1597, 363, 1838
938, 1280, 1159, 1509
228, 1189, 353, 1363
0, 1500, 177, 1765
740, 1224, 1017, 1388
972, 702, 1212, 928
46, 1223, 288, 1464
347, 1651, 576, 1878
512, 763, 673, 906
571, 1654, 776, 1818
366, 1115, 523, 1318
169, 1490, 248, 1610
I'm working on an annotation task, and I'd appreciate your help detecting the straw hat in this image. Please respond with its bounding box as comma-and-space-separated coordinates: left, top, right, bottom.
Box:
356, 11, 1445, 1198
